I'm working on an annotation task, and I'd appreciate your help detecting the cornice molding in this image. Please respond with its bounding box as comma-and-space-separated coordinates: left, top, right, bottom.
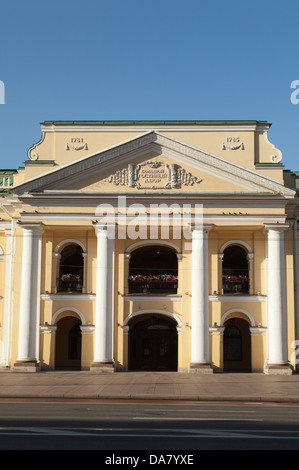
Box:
40, 121, 271, 133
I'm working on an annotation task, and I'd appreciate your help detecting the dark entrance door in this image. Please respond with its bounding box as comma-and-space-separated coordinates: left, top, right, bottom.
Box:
55, 316, 82, 370
223, 318, 251, 372
129, 316, 178, 371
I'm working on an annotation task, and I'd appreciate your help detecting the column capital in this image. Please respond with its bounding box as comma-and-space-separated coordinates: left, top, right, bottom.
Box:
264, 223, 289, 233
191, 224, 214, 235
17, 221, 44, 235
93, 221, 115, 239
4, 225, 13, 235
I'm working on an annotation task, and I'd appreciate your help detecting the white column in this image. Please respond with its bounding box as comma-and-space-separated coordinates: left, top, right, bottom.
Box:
265, 224, 291, 374
91, 224, 115, 372
190, 225, 213, 373
294, 221, 299, 371
14, 223, 43, 371
0, 222, 14, 368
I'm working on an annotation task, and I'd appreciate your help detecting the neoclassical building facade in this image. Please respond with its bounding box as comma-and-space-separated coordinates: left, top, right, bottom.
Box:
0, 120, 298, 374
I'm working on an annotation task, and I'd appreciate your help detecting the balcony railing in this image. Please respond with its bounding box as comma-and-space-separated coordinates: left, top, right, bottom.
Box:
222, 270, 249, 294
57, 274, 83, 293
128, 270, 178, 294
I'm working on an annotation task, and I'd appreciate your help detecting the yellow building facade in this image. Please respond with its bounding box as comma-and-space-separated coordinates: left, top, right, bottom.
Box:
0, 120, 298, 374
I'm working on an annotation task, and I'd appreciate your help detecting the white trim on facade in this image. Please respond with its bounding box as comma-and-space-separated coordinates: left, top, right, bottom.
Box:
220, 308, 256, 327
125, 239, 182, 255
123, 309, 182, 329
51, 307, 86, 325
54, 238, 87, 253
219, 239, 253, 254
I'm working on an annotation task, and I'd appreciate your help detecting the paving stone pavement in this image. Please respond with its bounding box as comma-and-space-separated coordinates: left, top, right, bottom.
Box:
1, 371, 299, 402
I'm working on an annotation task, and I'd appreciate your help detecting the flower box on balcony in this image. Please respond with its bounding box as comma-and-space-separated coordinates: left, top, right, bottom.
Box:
61, 274, 80, 282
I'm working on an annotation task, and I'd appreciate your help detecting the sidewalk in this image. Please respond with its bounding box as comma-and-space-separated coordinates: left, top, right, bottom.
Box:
1, 371, 299, 402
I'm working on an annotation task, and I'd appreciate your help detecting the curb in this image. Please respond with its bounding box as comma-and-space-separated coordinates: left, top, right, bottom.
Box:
0, 393, 299, 402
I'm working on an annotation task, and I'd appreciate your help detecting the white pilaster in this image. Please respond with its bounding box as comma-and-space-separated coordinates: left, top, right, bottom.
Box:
247, 253, 255, 295
294, 221, 299, 371
0, 222, 14, 368
14, 223, 43, 372
264, 223, 292, 374
91, 224, 115, 372
189, 225, 213, 373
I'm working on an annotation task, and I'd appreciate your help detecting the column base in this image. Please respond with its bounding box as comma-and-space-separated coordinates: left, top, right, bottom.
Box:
90, 361, 115, 373
188, 362, 213, 374
13, 360, 41, 373
264, 363, 293, 376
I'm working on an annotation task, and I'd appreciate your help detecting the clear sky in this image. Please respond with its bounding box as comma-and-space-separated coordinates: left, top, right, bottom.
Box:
0, 0, 298, 171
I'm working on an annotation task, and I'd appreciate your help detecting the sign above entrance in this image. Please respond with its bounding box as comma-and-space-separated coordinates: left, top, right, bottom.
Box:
104, 160, 202, 189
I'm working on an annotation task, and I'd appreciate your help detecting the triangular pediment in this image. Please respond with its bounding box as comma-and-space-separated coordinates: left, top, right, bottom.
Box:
12, 131, 295, 197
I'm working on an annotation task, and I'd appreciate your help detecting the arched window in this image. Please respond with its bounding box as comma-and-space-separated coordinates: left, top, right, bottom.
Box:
128, 245, 178, 294
222, 245, 249, 294
58, 244, 84, 293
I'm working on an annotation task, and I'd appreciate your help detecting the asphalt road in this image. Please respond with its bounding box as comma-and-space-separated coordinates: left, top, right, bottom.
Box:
1, 400, 299, 453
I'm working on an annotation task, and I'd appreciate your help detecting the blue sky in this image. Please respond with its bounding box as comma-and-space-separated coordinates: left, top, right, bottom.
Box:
0, 0, 298, 171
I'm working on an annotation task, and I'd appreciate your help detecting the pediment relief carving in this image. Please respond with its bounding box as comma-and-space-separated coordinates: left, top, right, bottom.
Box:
104, 161, 202, 189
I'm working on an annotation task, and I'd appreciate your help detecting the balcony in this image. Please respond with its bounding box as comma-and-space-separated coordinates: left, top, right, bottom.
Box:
128, 245, 178, 295
57, 244, 84, 294
222, 269, 249, 294
128, 271, 178, 294
57, 274, 83, 293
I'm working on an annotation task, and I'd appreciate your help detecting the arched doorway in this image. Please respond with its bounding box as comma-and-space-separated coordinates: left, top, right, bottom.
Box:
55, 316, 82, 370
223, 317, 251, 372
128, 315, 178, 371
128, 245, 178, 294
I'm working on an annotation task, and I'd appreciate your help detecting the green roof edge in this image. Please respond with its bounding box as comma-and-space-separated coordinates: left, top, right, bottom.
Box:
255, 162, 284, 167
24, 160, 56, 165
41, 120, 270, 126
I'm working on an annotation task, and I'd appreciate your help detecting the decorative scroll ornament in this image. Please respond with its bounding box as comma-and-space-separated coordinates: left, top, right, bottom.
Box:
27, 131, 46, 160
222, 142, 245, 150
270, 154, 282, 163
65, 143, 88, 151
104, 161, 202, 189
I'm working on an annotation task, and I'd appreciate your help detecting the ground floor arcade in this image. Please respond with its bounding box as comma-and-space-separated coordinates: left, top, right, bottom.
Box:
3, 220, 291, 375
41, 309, 260, 373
